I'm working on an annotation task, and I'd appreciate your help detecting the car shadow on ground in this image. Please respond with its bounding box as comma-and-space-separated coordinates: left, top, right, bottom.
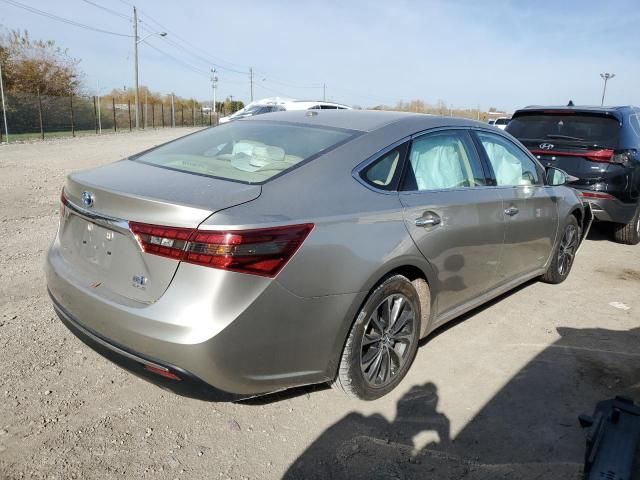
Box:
281, 325, 640, 479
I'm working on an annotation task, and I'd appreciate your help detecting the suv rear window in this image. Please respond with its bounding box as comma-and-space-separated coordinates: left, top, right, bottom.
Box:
134, 121, 357, 184
507, 113, 620, 148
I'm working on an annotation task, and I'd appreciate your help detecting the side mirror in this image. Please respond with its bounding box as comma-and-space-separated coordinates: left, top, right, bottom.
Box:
546, 167, 578, 186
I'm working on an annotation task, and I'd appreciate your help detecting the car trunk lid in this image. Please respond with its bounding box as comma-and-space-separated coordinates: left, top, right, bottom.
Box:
59, 160, 261, 303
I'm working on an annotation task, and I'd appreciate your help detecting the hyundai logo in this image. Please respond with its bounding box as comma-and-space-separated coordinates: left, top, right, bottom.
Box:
81, 191, 95, 208
539, 143, 555, 150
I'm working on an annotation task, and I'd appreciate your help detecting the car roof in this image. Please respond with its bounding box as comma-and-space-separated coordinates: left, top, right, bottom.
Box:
239, 109, 488, 133
513, 105, 638, 121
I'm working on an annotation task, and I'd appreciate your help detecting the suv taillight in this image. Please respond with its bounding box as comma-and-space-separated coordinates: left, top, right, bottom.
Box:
130, 222, 314, 277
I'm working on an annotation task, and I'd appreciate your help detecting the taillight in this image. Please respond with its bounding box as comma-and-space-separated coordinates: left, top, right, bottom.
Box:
129, 222, 192, 260
583, 149, 614, 162
130, 222, 314, 277
580, 191, 616, 200
530, 149, 614, 162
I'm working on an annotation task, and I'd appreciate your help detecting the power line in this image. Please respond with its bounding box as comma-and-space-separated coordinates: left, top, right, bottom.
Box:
80, 0, 130, 21
1, 0, 132, 37
142, 41, 210, 78
139, 22, 248, 76
136, 10, 251, 72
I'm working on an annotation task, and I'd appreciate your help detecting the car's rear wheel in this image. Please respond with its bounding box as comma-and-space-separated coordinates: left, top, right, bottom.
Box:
332, 275, 422, 400
612, 203, 640, 245
541, 215, 580, 284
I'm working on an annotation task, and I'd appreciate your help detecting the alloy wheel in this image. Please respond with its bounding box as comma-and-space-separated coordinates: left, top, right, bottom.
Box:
360, 294, 416, 388
558, 224, 578, 276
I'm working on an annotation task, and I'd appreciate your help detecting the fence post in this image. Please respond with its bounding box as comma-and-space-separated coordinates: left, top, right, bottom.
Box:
151, 103, 155, 129
112, 97, 117, 132
171, 94, 175, 128
37, 87, 44, 140
127, 99, 132, 132
93, 96, 98, 134
181, 105, 184, 126
161, 103, 165, 128
191, 103, 195, 126
70, 95, 75, 137
200, 107, 203, 126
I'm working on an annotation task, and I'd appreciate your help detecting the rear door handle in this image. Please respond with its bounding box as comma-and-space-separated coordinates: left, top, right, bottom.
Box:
504, 206, 519, 216
415, 215, 441, 227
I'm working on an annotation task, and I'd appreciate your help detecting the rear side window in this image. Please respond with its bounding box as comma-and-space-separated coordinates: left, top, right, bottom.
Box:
402, 131, 485, 191
135, 121, 357, 184
507, 113, 621, 148
360, 144, 407, 191
477, 132, 541, 186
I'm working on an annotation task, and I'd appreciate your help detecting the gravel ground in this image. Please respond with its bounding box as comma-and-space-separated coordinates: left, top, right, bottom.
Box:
0, 129, 638, 479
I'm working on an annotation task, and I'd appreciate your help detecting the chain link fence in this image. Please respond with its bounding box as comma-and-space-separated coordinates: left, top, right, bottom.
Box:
0, 92, 228, 143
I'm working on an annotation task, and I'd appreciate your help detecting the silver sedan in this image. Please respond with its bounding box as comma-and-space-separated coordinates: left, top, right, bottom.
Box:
46, 110, 586, 401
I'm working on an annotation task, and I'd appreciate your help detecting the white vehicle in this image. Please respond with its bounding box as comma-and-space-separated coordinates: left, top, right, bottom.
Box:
492, 117, 511, 130
219, 97, 351, 123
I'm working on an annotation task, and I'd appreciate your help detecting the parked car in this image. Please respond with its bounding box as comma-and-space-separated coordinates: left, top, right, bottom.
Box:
47, 111, 586, 401
492, 117, 511, 130
506, 105, 640, 244
219, 97, 351, 123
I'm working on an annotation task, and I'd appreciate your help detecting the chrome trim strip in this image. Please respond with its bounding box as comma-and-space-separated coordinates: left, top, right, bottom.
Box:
50, 294, 169, 372
63, 196, 131, 235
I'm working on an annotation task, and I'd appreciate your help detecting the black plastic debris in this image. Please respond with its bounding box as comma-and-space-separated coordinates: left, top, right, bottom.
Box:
579, 396, 640, 480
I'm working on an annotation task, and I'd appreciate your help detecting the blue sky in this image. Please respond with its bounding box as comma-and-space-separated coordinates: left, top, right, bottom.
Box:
1, 0, 638, 111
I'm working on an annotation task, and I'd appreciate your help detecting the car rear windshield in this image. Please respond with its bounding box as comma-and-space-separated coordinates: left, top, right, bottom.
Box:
507, 113, 621, 148
134, 121, 357, 183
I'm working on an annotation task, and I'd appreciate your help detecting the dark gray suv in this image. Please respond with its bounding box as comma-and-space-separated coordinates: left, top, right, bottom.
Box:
507, 105, 640, 244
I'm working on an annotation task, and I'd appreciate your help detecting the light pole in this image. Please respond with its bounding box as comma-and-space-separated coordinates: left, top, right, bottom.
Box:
133, 6, 166, 129
600, 73, 615, 106
210, 68, 218, 114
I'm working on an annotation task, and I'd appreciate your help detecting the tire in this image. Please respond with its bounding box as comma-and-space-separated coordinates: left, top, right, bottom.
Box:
612, 203, 640, 245
332, 275, 422, 400
541, 215, 580, 284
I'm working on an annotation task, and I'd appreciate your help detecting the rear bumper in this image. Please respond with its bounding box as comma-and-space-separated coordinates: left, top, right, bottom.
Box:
46, 239, 362, 399
578, 194, 637, 224
50, 292, 241, 401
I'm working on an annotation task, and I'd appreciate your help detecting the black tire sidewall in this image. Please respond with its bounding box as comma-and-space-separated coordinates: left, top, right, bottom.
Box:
343, 276, 421, 400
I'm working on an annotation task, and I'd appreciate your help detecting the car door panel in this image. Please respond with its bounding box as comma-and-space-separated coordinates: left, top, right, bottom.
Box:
473, 130, 559, 283
400, 189, 505, 317
398, 129, 505, 318
496, 185, 558, 283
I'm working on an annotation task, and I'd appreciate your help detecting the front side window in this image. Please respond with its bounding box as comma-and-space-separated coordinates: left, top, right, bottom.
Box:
402, 131, 485, 191
135, 121, 357, 183
476, 132, 541, 186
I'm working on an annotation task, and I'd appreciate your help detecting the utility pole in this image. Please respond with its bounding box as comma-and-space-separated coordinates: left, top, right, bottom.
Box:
132, 6, 166, 129
210, 68, 218, 113
0, 59, 9, 142
133, 6, 139, 129
600, 73, 615, 106
323, 83, 326, 101
249, 68, 253, 102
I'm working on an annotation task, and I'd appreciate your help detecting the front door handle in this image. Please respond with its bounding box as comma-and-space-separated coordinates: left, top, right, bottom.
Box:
504, 206, 519, 216
415, 215, 441, 227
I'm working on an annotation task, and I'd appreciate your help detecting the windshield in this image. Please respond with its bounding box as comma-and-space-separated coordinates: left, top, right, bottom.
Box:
507, 113, 621, 147
495, 118, 509, 125
134, 121, 357, 183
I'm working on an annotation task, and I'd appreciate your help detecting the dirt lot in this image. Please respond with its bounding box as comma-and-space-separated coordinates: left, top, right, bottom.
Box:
0, 129, 638, 479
